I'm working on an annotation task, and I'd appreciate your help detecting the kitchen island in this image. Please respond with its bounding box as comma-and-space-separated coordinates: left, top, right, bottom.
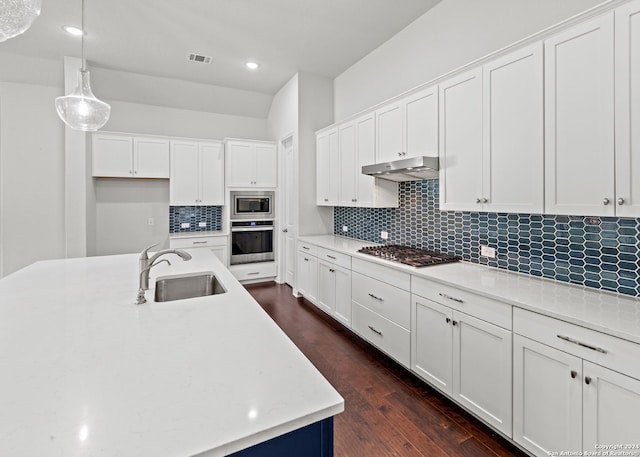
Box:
0, 248, 343, 456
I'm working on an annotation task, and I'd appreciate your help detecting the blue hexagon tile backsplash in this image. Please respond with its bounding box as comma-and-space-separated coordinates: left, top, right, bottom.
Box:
170, 206, 223, 233
334, 180, 640, 297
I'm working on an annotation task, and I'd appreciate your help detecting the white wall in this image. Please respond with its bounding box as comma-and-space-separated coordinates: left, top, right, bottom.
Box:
334, 0, 606, 120
267, 74, 298, 141
0, 82, 66, 276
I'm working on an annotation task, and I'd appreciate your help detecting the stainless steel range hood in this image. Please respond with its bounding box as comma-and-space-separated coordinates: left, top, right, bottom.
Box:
361, 156, 439, 182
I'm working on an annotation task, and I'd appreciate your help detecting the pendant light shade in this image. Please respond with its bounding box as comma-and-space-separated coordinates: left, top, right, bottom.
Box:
0, 0, 42, 42
55, 69, 111, 131
55, 0, 110, 132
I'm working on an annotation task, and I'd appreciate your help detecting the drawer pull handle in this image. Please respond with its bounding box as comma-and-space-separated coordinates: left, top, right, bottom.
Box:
585, 376, 592, 385
302, 246, 310, 250
247, 272, 260, 276
304, 258, 309, 262
192, 241, 208, 244
368, 325, 383, 336
368, 293, 383, 301
439, 293, 464, 304
326, 255, 337, 260
570, 370, 578, 379
556, 335, 607, 354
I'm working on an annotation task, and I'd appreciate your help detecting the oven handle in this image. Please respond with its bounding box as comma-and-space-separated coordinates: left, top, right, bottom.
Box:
231, 226, 274, 233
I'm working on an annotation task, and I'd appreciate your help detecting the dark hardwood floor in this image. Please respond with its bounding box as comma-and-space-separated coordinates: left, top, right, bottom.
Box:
245, 282, 528, 457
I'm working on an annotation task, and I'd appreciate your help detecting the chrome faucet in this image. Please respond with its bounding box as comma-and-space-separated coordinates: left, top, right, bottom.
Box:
135, 259, 171, 305
138, 243, 193, 291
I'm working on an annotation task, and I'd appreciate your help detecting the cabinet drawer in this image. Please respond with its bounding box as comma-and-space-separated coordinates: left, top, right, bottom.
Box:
411, 276, 512, 330
170, 236, 227, 249
230, 262, 277, 282
352, 302, 410, 368
317, 248, 351, 269
514, 308, 640, 381
352, 271, 410, 329
352, 257, 411, 290
298, 242, 318, 257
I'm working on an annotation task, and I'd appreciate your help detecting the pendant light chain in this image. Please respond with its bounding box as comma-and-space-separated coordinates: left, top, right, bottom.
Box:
81, 0, 86, 71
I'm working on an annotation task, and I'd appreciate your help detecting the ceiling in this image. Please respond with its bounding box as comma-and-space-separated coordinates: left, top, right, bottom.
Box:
1, 0, 442, 95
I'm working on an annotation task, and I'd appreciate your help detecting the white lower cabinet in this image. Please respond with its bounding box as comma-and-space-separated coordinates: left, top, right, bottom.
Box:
513, 308, 640, 456
351, 261, 411, 368
316, 249, 352, 326
412, 291, 512, 437
296, 244, 318, 304
169, 235, 228, 266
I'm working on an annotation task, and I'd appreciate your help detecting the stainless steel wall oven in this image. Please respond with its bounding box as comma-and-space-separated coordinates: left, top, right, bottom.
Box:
230, 220, 274, 265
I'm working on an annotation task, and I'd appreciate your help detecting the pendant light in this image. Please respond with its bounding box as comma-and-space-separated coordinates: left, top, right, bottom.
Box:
0, 0, 42, 42
55, 0, 110, 132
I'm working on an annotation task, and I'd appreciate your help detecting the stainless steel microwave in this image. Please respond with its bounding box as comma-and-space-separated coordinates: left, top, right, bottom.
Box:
230, 190, 275, 220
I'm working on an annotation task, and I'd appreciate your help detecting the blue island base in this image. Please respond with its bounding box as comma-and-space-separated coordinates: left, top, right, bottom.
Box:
229, 417, 334, 457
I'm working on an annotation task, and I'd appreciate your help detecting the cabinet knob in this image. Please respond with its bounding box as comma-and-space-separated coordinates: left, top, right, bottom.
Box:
482, 198, 488, 204
585, 376, 592, 385
452, 320, 458, 326
603, 198, 610, 205
476, 198, 481, 204
618, 197, 625, 205
324, 198, 329, 202
570, 370, 578, 379
445, 317, 451, 324
282, 228, 288, 233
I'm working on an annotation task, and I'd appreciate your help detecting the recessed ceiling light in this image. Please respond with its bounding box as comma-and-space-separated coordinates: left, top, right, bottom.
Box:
245, 61, 260, 70
62, 25, 84, 36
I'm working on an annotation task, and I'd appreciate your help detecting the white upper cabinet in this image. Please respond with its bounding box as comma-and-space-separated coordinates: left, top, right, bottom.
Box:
439, 68, 483, 211
615, 0, 640, 217
339, 122, 357, 206
375, 86, 438, 163
375, 101, 404, 163
316, 128, 340, 206
226, 139, 277, 188
93, 133, 169, 179
544, 14, 615, 216
356, 113, 398, 208
170, 141, 224, 206
482, 43, 544, 213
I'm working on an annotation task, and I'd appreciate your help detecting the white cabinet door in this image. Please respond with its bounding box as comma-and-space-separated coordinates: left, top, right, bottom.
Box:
339, 122, 357, 205
404, 86, 438, 159
316, 132, 330, 205
615, 0, 640, 217
355, 113, 377, 207
327, 129, 340, 205
333, 265, 351, 327
513, 335, 583, 457
376, 101, 404, 163
439, 67, 483, 211
255, 143, 277, 187
453, 311, 512, 437
92, 134, 132, 177
296, 251, 318, 303
200, 143, 224, 205
316, 260, 335, 315
170, 141, 200, 205
582, 361, 640, 450
133, 137, 170, 178
227, 142, 256, 187
544, 14, 615, 216
412, 297, 454, 395
210, 244, 228, 266
483, 43, 544, 214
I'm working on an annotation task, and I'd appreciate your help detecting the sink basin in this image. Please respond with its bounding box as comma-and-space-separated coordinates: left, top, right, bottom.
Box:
154, 272, 226, 302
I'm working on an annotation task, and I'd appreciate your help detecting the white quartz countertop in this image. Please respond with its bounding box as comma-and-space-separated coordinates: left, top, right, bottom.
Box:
299, 235, 640, 345
0, 248, 343, 457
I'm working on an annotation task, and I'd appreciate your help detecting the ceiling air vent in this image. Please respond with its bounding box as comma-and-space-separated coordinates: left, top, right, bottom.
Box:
187, 53, 213, 64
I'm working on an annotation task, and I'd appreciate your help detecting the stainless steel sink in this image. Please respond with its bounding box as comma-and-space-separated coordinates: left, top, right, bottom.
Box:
154, 272, 226, 302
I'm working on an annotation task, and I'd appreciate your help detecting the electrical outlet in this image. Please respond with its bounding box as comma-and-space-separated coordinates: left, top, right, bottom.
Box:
181, 223, 190, 229
381, 230, 389, 240
198, 222, 207, 228
147, 218, 154, 226
481, 245, 496, 258
342, 225, 349, 232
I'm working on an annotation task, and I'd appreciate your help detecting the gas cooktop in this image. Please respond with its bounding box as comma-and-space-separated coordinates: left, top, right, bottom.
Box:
357, 245, 461, 268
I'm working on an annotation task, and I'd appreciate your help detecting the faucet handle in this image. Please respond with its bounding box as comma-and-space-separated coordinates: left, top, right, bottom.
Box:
140, 243, 159, 260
